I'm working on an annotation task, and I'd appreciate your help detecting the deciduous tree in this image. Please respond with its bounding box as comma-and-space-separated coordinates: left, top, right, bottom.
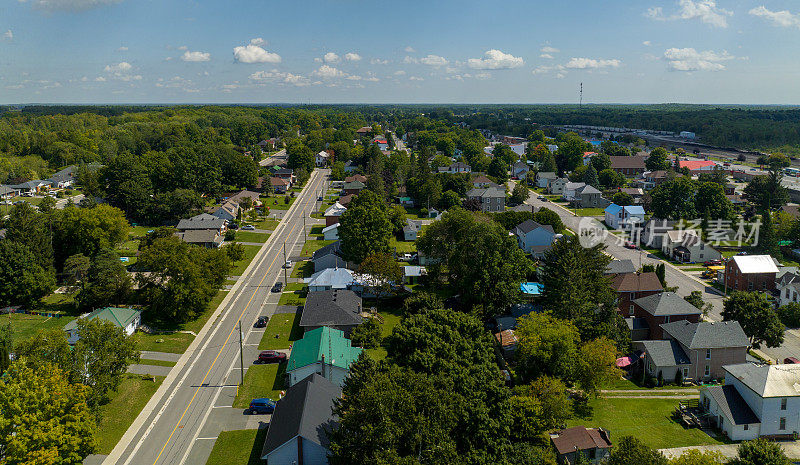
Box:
722, 291, 784, 349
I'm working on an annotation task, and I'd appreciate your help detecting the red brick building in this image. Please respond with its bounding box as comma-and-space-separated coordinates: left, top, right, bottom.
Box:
632, 292, 703, 339
611, 272, 663, 316
724, 255, 779, 292
610, 156, 646, 176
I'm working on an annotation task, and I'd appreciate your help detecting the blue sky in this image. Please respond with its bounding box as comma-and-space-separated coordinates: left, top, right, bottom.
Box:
1, 0, 800, 104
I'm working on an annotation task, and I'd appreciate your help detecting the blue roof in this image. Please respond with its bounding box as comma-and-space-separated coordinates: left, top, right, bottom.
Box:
520, 282, 544, 295
605, 203, 645, 215
605, 204, 622, 215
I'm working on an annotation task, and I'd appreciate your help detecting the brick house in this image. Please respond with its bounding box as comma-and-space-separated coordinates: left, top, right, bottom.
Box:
724, 255, 779, 292
659, 320, 749, 381
610, 156, 646, 176
611, 272, 663, 316
631, 292, 703, 339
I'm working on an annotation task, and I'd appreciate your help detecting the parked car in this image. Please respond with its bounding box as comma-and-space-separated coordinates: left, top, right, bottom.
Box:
283, 259, 292, 268
785, 357, 800, 364
317, 196, 324, 201
703, 260, 722, 266
247, 398, 276, 414
257, 350, 287, 364
271, 282, 283, 293
624, 241, 638, 249
253, 316, 269, 328
537, 195, 547, 201
241, 224, 256, 231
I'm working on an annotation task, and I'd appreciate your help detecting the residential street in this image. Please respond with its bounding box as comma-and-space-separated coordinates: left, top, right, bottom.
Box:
102, 169, 328, 465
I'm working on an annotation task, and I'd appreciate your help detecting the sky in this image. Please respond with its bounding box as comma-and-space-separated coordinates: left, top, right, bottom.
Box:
1, 0, 800, 104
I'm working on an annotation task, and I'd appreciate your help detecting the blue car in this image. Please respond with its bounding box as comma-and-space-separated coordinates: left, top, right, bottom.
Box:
247, 398, 276, 414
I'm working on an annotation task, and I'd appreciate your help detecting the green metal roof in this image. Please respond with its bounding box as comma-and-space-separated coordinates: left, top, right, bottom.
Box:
64, 307, 142, 332
287, 327, 362, 372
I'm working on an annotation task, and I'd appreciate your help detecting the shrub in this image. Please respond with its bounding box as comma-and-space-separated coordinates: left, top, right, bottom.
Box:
350, 318, 381, 349
778, 303, 800, 328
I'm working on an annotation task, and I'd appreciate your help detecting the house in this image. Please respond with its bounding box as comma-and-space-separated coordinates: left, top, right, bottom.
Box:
176, 213, 227, 234
679, 160, 717, 171
260, 374, 340, 465
512, 161, 530, 179
642, 170, 678, 189
227, 190, 261, 208
273, 168, 296, 184
570, 185, 608, 209
494, 329, 518, 356
550, 426, 612, 465
338, 194, 355, 207
356, 126, 372, 136
548, 177, 568, 195
322, 223, 339, 241
269, 177, 290, 194
305, 267, 355, 292
604, 204, 646, 231
472, 174, 494, 188
700, 363, 800, 441
641, 219, 677, 249
403, 266, 426, 285
513, 220, 556, 257
324, 202, 347, 227
605, 259, 636, 276
344, 174, 367, 184
725, 255, 779, 292
0, 185, 16, 200
11, 180, 49, 196
373, 138, 389, 150
660, 320, 749, 381
64, 307, 142, 344
466, 186, 506, 212
619, 187, 644, 202
343, 180, 365, 196
662, 230, 721, 263
47, 165, 77, 189
286, 327, 362, 387
438, 162, 471, 174
176, 229, 223, 248
639, 339, 692, 383
611, 272, 664, 318
343, 160, 357, 173
299, 289, 363, 335
316, 150, 330, 167
403, 219, 423, 241
777, 271, 800, 306
582, 151, 598, 166
536, 171, 557, 189
312, 242, 347, 273
631, 292, 702, 339
563, 182, 586, 202
212, 201, 239, 222
610, 156, 646, 176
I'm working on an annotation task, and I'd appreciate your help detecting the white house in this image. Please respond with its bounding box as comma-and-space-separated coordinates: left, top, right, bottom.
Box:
64, 307, 142, 344
700, 363, 800, 441
604, 204, 646, 230
662, 229, 721, 263
513, 219, 557, 258
548, 177, 568, 195
212, 201, 239, 222
776, 271, 800, 307
316, 150, 330, 167
536, 172, 557, 189
403, 219, 423, 241
563, 182, 586, 201
322, 223, 339, 240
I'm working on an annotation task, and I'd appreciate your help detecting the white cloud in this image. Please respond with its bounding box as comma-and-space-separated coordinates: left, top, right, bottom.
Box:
181, 50, 210, 62
249, 37, 266, 47
643, 41, 652, 46
419, 54, 448, 66
323, 52, 340, 64
540, 54, 554, 59
312, 64, 345, 78
249, 69, 311, 86
364, 75, 379, 82
345, 52, 362, 62
404, 46, 415, 53
646, 0, 732, 28
3, 30, 13, 41
104, 61, 131, 73
394, 70, 406, 75
370, 58, 388, 65
532, 64, 566, 75
565, 57, 621, 69
103, 61, 141, 81
403, 56, 417, 64
117, 46, 128, 51
233, 42, 281, 63
467, 49, 524, 69
346, 75, 362, 81
95, 76, 106, 82
178, 45, 188, 51
409, 76, 424, 81
749, 6, 800, 28
19, 0, 122, 12
540, 46, 559, 53
663, 47, 733, 71
475, 72, 491, 80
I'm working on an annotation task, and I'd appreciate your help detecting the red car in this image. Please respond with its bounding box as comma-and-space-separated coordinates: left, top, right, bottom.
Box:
257, 350, 287, 364
784, 357, 800, 364
624, 241, 638, 250
703, 260, 722, 266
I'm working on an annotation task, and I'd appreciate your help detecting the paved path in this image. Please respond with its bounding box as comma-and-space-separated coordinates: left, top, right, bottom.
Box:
661, 442, 800, 460
140, 351, 181, 363
127, 365, 172, 377
105, 169, 328, 465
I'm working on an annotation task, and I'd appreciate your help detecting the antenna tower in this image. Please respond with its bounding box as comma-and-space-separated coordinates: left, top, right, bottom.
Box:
579, 82, 583, 108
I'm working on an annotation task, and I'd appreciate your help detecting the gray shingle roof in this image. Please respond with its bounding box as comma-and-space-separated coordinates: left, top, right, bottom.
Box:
300, 289, 363, 328
605, 259, 636, 275
642, 339, 691, 367
312, 241, 341, 261
515, 219, 554, 235
633, 292, 702, 317
261, 374, 341, 458
176, 213, 227, 231
575, 184, 601, 195
704, 385, 760, 425
661, 320, 749, 349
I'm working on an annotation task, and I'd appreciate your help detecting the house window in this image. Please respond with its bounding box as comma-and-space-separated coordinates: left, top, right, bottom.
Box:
780, 417, 787, 430
782, 398, 787, 410
700, 243, 705, 250
763, 281, 768, 290
744, 424, 749, 431
683, 368, 689, 378
748, 282, 754, 291
706, 349, 711, 360
629, 305, 634, 316
664, 315, 671, 323
704, 365, 710, 377
630, 292, 635, 300
787, 289, 791, 298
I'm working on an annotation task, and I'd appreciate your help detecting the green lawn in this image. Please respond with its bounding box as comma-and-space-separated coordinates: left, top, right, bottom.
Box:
0, 313, 69, 345
136, 358, 177, 367
290, 260, 315, 279
262, 196, 295, 210
134, 332, 195, 354
230, 245, 262, 275
254, 218, 280, 231
364, 301, 403, 361
309, 225, 324, 239
301, 239, 335, 256
278, 283, 308, 306
115, 239, 140, 256
205, 429, 268, 465
129, 225, 154, 238
232, 363, 286, 408
95, 374, 164, 454
573, 207, 606, 216
232, 231, 270, 243
35, 292, 78, 315
390, 237, 416, 254
568, 397, 724, 450
258, 312, 304, 350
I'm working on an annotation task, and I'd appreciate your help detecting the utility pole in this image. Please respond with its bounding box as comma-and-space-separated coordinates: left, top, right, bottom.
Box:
238, 320, 244, 387
283, 241, 288, 284
303, 210, 306, 234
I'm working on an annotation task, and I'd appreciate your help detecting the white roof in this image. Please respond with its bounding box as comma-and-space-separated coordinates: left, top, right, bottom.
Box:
322, 223, 339, 233
317, 151, 329, 158
324, 202, 347, 217
731, 255, 779, 274
726, 363, 800, 397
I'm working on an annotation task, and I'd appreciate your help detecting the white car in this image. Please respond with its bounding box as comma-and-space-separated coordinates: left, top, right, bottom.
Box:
283, 260, 292, 268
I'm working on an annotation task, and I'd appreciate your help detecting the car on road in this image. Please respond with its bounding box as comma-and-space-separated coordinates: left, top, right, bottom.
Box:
318, 196, 324, 201
624, 241, 638, 249
283, 259, 292, 268
785, 357, 800, 364
537, 195, 547, 201
253, 316, 269, 328
271, 281, 283, 293
241, 224, 255, 231
247, 398, 276, 414
703, 260, 722, 266
257, 350, 287, 364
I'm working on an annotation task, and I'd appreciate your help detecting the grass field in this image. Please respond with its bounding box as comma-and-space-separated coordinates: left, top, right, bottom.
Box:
136, 358, 177, 367
230, 245, 262, 276
95, 374, 164, 454
134, 332, 195, 353
258, 312, 303, 350
278, 283, 308, 306
290, 260, 315, 279
35, 292, 78, 314
568, 397, 725, 450
205, 429, 268, 465
254, 218, 280, 231
573, 207, 606, 216
181, 291, 229, 334
232, 231, 270, 243
300, 239, 335, 256
232, 363, 286, 408
390, 237, 416, 254
364, 301, 403, 361
0, 313, 69, 344
262, 196, 295, 210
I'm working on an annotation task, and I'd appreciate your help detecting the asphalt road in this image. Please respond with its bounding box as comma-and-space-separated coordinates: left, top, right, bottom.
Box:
104, 169, 328, 465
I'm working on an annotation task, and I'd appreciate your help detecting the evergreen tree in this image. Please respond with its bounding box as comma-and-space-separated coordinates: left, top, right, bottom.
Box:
584, 162, 599, 188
